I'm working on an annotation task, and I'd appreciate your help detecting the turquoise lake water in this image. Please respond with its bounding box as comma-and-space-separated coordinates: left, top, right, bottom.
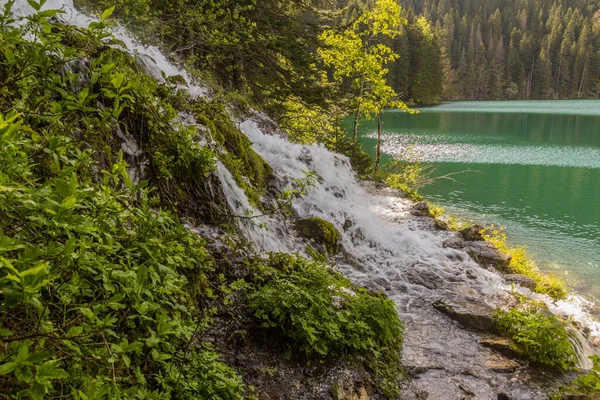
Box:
356, 100, 600, 298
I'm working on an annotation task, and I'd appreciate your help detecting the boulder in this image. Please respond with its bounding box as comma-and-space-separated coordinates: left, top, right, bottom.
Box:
410, 201, 430, 217
459, 225, 485, 241
295, 217, 342, 255
465, 241, 512, 271
443, 237, 466, 250
433, 219, 450, 231
504, 274, 536, 291
433, 299, 498, 333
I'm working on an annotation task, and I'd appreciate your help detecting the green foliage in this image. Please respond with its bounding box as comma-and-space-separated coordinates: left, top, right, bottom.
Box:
555, 355, 600, 398
494, 308, 576, 372
78, 0, 329, 107
0, 8, 243, 399
248, 253, 405, 398
318, 0, 411, 130
379, 158, 435, 201
401, 0, 600, 100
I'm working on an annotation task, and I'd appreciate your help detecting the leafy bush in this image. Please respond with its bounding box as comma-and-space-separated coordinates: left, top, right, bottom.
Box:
0, 6, 243, 399
248, 254, 405, 398
555, 355, 600, 398
494, 308, 576, 372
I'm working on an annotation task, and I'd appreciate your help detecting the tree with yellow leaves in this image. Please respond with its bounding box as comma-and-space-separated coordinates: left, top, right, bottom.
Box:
318, 0, 413, 171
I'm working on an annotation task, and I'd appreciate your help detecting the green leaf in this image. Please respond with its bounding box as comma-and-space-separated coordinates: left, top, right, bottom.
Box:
111, 73, 125, 90
4, 48, 14, 62
0, 329, 13, 337
27, 0, 40, 11
27, 351, 52, 363
61, 195, 77, 210
101, 6, 115, 22
145, 336, 159, 347
136, 265, 148, 285
66, 326, 83, 337
0, 362, 18, 375
77, 87, 89, 104
30, 381, 46, 400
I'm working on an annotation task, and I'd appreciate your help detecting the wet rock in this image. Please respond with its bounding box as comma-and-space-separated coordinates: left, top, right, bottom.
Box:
459, 225, 486, 241
443, 236, 467, 250
295, 217, 342, 255
465, 241, 512, 271
433, 219, 450, 231
504, 274, 536, 291
406, 268, 444, 290
479, 337, 522, 360
410, 201, 430, 217
433, 299, 499, 333
343, 219, 354, 231
135, 54, 166, 84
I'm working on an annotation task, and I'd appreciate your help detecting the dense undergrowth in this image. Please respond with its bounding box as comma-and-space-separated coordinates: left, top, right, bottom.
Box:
247, 254, 405, 397
0, 5, 406, 399
494, 307, 576, 372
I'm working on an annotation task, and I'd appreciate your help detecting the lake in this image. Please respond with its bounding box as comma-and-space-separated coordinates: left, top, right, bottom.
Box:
355, 100, 600, 299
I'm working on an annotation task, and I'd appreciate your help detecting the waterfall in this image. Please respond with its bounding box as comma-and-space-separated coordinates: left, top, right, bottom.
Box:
3, 0, 208, 96
6, 0, 600, 394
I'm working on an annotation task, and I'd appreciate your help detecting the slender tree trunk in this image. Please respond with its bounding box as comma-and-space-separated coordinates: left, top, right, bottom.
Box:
555, 55, 562, 95
375, 113, 382, 172
527, 56, 535, 99
353, 109, 359, 141
578, 60, 588, 97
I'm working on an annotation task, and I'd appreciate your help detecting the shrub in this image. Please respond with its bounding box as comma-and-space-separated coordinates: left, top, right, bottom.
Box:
555, 355, 600, 398
248, 254, 404, 398
0, 8, 243, 399
494, 308, 576, 372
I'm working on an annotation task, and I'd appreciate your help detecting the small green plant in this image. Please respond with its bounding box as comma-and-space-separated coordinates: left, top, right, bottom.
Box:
553, 355, 600, 398
494, 308, 576, 372
248, 253, 405, 398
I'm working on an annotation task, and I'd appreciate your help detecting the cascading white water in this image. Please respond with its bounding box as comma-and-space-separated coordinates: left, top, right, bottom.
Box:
3, 0, 208, 96
6, 0, 600, 396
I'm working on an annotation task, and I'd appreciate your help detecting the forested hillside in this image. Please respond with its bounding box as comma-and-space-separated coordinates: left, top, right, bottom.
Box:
398, 0, 600, 100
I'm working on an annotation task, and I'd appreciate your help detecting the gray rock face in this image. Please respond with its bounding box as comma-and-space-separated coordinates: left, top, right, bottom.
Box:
433, 299, 499, 333
504, 274, 536, 291
466, 241, 512, 271
410, 201, 430, 217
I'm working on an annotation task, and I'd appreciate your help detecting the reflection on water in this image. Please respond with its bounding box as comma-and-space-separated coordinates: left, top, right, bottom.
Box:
356, 100, 600, 298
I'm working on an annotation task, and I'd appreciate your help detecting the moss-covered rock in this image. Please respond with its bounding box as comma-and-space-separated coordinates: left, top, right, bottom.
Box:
193, 100, 273, 207
295, 217, 342, 255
